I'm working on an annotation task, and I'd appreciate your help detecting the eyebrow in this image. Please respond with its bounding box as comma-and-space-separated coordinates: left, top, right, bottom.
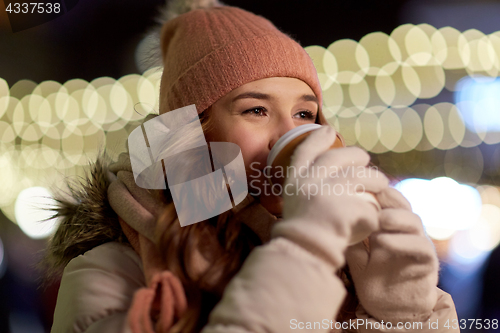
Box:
232, 92, 319, 105
300, 94, 319, 105
232, 92, 271, 102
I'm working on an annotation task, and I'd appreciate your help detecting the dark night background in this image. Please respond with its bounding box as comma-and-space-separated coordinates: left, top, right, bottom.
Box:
1, 0, 407, 86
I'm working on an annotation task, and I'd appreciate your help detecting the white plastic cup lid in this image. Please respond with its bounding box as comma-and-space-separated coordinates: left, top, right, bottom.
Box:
267, 124, 322, 167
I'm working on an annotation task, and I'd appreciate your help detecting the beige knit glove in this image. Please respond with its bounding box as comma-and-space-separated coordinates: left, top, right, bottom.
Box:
345, 187, 440, 324
271, 126, 389, 269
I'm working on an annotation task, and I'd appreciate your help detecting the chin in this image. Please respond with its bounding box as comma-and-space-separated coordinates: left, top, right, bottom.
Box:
247, 169, 283, 217
257, 193, 283, 217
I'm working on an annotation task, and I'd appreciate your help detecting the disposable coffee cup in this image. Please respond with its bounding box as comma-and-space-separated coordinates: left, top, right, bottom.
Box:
267, 124, 344, 187
267, 124, 381, 245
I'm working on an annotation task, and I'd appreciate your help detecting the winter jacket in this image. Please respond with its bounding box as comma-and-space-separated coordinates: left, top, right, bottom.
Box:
48, 156, 459, 333
51, 242, 458, 333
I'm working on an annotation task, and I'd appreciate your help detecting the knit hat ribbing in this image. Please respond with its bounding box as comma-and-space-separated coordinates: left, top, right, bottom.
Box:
158, 6, 325, 123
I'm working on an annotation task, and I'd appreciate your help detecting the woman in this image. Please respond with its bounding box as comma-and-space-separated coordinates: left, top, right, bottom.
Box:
46, 1, 459, 332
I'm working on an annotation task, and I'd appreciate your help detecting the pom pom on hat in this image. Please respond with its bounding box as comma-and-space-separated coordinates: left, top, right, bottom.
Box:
160, 0, 224, 21
135, 0, 223, 72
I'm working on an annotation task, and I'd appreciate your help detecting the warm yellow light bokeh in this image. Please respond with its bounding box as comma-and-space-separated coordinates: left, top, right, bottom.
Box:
3, 22, 500, 224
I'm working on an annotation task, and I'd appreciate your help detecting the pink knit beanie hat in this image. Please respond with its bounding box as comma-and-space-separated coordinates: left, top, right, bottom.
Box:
158, 4, 327, 124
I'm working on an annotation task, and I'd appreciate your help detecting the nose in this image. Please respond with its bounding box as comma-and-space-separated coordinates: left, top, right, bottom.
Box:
268, 117, 297, 151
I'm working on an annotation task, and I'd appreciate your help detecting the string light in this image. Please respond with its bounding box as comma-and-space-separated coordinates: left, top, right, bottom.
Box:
469, 204, 500, 252
327, 39, 368, 84
395, 177, 482, 234
375, 71, 396, 106
400, 107, 423, 151
359, 32, 400, 76
305, 23, 500, 151
0, 78, 9, 118
432, 103, 459, 150
405, 25, 434, 66
355, 111, 378, 151
378, 108, 402, 151
9, 79, 36, 99
0, 121, 15, 143
423, 105, 444, 148
349, 79, 369, 110
14, 187, 59, 239
322, 83, 343, 113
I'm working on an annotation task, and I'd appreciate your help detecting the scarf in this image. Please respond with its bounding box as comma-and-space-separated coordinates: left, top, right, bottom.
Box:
107, 152, 278, 332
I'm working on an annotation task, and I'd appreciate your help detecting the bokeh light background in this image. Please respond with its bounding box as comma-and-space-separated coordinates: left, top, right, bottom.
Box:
2, 0, 500, 332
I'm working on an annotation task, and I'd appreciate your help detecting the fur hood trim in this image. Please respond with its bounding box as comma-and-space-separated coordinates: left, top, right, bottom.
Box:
44, 154, 128, 274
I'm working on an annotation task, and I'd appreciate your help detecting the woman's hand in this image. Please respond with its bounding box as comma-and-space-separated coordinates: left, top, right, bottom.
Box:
345, 187, 440, 324
271, 125, 389, 269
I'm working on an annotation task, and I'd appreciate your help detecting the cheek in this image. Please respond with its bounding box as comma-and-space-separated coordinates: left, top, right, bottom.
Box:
225, 126, 269, 174
205, 114, 270, 175
236, 132, 268, 172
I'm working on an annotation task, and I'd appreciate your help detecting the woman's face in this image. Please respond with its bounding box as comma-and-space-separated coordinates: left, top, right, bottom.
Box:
204, 77, 319, 215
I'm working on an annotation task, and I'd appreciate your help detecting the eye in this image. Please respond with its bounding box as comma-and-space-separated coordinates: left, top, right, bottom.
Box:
242, 107, 268, 117
294, 110, 315, 120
